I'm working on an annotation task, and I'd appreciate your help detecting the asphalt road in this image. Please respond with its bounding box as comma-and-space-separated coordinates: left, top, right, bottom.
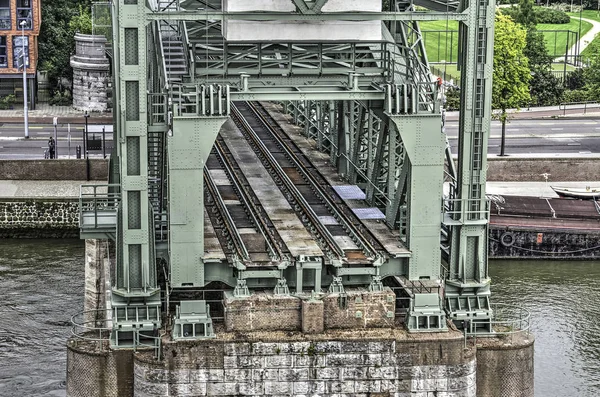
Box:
444, 118, 600, 156
2, 118, 600, 159
0, 123, 113, 159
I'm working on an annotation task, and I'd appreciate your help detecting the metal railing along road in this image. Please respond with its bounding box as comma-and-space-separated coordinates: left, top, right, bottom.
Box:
560, 101, 600, 116
79, 184, 121, 230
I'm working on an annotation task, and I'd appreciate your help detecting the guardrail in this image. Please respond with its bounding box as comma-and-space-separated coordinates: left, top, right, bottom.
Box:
465, 303, 531, 345
443, 198, 489, 222
559, 101, 600, 116
79, 183, 121, 230
70, 309, 112, 352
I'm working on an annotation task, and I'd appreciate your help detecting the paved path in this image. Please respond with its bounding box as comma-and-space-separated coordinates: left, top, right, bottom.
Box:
557, 16, 600, 63
0, 103, 112, 124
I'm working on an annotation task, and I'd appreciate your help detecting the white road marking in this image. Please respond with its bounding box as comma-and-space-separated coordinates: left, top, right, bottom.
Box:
551, 128, 563, 131
567, 143, 581, 146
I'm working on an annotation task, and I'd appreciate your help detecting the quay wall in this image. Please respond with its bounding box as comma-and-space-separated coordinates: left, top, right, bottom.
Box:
0, 159, 109, 180
0, 198, 79, 238
486, 156, 600, 182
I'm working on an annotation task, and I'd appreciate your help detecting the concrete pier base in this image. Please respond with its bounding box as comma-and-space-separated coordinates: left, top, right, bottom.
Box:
84, 239, 112, 325
476, 332, 535, 397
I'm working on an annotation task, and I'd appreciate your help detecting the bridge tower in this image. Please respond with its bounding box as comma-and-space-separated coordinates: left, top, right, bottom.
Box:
80, 0, 496, 347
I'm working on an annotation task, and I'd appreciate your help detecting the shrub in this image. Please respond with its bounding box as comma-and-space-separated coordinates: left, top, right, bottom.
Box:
534, 7, 570, 24
501, 6, 570, 24
561, 89, 591, 103
49, 90, 72, 106
444, 87, 461, 111
0, 94, 16, 109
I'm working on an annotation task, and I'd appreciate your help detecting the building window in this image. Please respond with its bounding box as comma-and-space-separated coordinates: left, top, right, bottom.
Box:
0, 37, 6, 67
0, 0, 10, 30
13, 36, 29, 69
16, 0, 32, 30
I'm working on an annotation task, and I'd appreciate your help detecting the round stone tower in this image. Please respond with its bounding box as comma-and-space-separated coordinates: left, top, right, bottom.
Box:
70, 33, 111, 112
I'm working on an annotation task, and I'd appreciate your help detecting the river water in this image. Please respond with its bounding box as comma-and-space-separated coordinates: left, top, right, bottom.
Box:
0, 240, 598, 396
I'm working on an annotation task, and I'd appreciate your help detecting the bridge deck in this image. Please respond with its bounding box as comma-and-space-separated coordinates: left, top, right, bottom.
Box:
219, 119, 324, 258
261, 102, 410, 258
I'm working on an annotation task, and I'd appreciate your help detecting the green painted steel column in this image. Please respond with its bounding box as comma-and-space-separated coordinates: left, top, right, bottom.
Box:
444, 0, 496, 328
168, 116, 228, 288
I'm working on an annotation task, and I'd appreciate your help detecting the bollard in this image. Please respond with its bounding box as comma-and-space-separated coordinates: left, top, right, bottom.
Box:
76, 145, 82, 159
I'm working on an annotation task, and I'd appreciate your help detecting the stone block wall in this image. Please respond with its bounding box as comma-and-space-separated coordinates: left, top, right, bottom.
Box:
224, 288, 396, 332
0, 159, 109, 180
323, 289, 396, 329
134, 332, 477, 396
224, 292, 302, 332
0, 198, 79, 237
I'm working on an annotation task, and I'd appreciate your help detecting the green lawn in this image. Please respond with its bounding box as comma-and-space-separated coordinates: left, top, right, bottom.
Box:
567, 11, 600, 59
420, 13, 592, 62
419, 21, 459, 63
538, 18, 592, 56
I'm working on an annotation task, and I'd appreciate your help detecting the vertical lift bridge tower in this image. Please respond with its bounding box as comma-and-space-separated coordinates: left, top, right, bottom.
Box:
81, 0, 494, 345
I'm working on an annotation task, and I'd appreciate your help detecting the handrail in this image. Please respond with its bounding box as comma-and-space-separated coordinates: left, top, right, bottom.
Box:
465, 303, 531, 345
70, 308, 112, 352
559, 101, 600, 116
79, 184, 121, 229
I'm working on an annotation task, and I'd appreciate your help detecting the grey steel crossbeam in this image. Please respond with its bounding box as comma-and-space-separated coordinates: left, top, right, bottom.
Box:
145, 10, 468, 22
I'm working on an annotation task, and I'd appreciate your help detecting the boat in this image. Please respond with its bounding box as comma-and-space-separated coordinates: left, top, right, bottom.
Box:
551, 186, 600, 200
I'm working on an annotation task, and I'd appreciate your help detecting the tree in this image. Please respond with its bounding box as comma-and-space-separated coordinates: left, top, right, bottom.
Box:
38, 1, 92, 92
524, 29, 563, 106
492, 13, 531, 156
515, 0, 536, 28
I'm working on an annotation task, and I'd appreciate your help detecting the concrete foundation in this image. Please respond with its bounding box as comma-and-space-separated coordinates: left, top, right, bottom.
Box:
70, 34, 111, 112
84, 239, 113, 324
476, 333, 535, 397
134, 328, 477, 396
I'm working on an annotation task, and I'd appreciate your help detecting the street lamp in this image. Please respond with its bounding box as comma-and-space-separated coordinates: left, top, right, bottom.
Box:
84, 110, 89, 158
20, 20, 28, 139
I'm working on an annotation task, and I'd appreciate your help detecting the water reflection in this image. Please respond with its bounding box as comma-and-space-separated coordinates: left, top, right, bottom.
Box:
490, 260, 600, 397
0, 239, 84, 397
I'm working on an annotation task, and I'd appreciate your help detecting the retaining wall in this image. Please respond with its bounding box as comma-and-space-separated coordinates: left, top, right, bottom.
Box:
0, 198, 79, 238
0, 159, 108, 180
486, 157, 600, 182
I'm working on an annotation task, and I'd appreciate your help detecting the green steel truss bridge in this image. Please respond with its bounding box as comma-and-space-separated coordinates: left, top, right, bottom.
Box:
80, 0, 495, 347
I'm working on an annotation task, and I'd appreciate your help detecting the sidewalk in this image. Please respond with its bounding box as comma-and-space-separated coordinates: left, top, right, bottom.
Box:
0, 180, 103, 198
0, 103, 113, 125
445, 103, 600, 121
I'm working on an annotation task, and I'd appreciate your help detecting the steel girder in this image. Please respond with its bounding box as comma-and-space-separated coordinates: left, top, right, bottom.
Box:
105, 0, 497, 338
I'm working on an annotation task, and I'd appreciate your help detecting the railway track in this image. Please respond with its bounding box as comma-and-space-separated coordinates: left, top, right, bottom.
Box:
231, 101, 386, 266
204, 136, 291, 268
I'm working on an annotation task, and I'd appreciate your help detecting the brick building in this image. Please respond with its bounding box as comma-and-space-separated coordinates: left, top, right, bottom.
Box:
0, 0, 40, 108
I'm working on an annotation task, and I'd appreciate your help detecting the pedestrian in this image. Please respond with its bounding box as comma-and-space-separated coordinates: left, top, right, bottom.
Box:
48, 136, 56, 159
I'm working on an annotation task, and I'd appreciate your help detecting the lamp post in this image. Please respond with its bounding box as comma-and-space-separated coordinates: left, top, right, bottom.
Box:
578, 0, 583, 66
20, 20, 28, 139
84, 111, 89, 158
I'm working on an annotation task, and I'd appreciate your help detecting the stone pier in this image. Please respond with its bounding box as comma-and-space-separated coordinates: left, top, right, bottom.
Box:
70, 33, 111, 112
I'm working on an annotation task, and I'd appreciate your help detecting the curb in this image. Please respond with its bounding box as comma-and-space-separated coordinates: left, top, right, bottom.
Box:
0, 116, 113, 124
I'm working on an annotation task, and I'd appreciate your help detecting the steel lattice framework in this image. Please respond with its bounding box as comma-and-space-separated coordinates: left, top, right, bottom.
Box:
81, 0, 495, 346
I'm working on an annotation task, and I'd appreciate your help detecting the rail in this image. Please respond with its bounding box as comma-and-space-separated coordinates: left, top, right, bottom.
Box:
247, 101, 382, 259
559, 101, 600, 116
203, 166, 250, 263
465, 303, 531, 345
443, 198, 489, 222
70, 308, 112, 352
79, 184, 121, 230
231, 102, 345, 260
213, 138, 282, 261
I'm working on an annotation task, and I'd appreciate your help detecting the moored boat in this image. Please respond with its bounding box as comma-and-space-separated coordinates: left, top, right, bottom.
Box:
551, 186, 600, 200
